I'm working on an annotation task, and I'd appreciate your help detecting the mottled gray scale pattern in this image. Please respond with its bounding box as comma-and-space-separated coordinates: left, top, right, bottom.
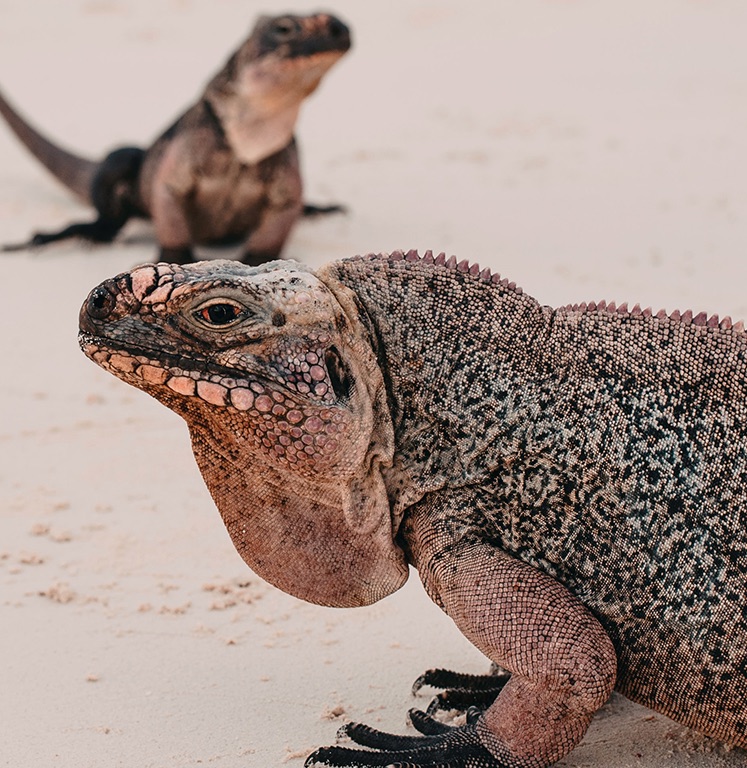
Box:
331, 252, 747, 743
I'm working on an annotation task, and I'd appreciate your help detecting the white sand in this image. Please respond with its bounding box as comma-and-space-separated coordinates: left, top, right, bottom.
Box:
1, 1, 746, 765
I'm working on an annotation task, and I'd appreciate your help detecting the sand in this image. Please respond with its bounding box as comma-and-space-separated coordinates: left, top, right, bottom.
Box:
1, 1, 746, 766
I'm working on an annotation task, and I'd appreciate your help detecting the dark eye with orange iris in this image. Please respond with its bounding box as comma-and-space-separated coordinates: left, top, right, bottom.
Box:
198, 304, 243, 325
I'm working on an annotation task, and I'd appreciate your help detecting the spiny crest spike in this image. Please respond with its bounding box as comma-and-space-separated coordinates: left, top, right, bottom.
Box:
405, 249, 420, 262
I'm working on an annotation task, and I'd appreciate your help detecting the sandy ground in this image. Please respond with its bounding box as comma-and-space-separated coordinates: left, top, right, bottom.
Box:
1, 1, 747, 766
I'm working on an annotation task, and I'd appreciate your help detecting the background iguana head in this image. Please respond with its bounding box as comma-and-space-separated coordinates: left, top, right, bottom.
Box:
79, 260, 408, 607
209, 12, 352, 112
204, 12, 351, 166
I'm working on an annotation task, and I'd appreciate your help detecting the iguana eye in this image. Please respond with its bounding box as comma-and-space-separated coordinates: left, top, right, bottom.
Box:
271, 18, 299, 39
193, 300, 246, 328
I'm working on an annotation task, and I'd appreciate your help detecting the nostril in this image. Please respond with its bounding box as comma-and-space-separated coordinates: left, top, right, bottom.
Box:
87, 284, 116, 320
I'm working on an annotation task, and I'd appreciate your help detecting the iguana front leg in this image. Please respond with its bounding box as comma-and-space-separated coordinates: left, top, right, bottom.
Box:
308, 497, 617, 768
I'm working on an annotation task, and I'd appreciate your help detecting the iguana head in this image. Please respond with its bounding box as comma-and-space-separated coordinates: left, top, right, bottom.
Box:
206, 13, 351, 163
79, 260, 408, 607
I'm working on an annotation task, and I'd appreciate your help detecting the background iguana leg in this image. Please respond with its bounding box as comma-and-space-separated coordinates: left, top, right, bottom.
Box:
2, 216, 123, 251
240, 202, 303, 265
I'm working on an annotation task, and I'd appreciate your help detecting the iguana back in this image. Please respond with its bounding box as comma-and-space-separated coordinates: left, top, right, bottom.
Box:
327, 251, 747, 741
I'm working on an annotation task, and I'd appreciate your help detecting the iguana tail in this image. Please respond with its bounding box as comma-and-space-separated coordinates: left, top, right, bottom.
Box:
0, 88, 98, 203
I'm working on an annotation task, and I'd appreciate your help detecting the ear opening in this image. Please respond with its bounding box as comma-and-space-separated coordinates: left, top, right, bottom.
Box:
325, 345, 353, 401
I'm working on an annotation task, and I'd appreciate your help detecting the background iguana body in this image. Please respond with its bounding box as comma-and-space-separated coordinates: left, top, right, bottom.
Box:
78, 251, 747, 767
0, 12, 350, 264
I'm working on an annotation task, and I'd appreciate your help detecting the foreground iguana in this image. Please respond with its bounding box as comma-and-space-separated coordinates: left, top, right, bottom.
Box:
1, 12, 350, 264
78, 251, 747, 767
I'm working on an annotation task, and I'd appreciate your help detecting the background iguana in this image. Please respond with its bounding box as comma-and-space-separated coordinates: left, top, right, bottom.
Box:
78, 251, 747, 767
0, 12, 350, 265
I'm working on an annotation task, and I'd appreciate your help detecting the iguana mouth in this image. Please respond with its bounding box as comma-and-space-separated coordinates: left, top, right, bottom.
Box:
78, 331, 263, 407
78, 330, 338, 413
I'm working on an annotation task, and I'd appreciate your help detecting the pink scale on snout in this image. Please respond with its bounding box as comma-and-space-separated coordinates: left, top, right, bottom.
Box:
130, 265, 157, 301
196, 380, 228, 406
167, 376, 196, 396
110, 354, 137, 373
138, 365, 169, 385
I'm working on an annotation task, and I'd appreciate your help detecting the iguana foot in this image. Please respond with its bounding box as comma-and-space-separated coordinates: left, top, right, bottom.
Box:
305, 709, 504, 767
2, 217, 121, 252
413, 667, 510, 714
302, 202, 346, 217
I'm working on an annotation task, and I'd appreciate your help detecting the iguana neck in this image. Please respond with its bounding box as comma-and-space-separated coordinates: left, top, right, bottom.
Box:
206, 90, 299, 165
319, 252, 552, 516
205, 50, 341, 165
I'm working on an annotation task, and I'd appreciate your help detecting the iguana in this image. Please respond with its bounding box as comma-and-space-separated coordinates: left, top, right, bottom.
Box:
78, 250, 747, 767
0, 12, 350, 265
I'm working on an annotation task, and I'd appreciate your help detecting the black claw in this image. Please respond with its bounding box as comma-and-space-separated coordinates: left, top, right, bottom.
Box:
342, 721, 441, 751
306, 723, 502, 767
408, 709, 453, 736
414, 668, 509, 696
465, 707, 482, 725
426, 689, 502, 716
309, 670, 512, 767
414, 667, 510, 718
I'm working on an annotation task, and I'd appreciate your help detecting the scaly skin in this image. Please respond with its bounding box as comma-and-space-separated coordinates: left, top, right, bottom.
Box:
78, 251, 747, 767
1, 13, 350, 263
